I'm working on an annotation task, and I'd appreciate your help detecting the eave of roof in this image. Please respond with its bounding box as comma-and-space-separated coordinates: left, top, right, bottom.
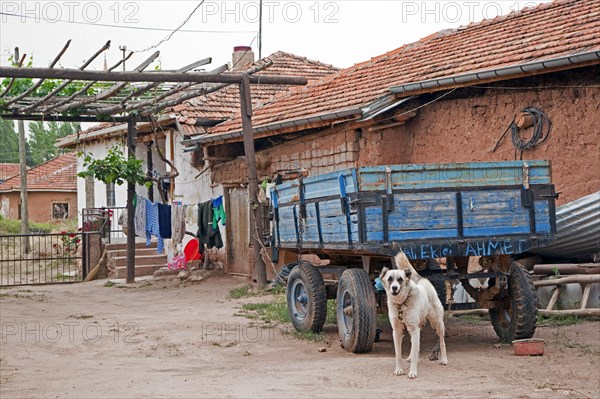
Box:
389, 50, 600, 95
56, 114, 175, 148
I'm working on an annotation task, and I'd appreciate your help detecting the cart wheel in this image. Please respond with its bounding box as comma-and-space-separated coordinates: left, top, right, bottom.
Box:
490, 262, 538, 343
336, 268, 377, 353
286, 263, 327, 333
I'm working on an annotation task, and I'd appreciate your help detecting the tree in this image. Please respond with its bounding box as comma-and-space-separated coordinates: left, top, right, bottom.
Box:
78, 145, 150, 187
27, 121, 80, 165
0, 118, 19, 163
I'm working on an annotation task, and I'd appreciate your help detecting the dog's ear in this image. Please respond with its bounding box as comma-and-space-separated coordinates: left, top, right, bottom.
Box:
404, 267, 413, 280
380, 267, 389, 279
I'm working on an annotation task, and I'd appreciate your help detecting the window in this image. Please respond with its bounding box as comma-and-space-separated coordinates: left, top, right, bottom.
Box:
52, 203, 69, 219
106, 182, 116, 207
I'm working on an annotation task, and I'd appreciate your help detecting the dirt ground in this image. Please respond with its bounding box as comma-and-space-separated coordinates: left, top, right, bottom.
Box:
1, 273, 598, 399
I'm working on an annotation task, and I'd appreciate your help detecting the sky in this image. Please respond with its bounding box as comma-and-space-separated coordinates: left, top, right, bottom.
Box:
1, 0, 551, 72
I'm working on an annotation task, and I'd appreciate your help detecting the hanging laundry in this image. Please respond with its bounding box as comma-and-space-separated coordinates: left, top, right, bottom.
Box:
145, 198, 164, 254
134, 195, 147, 237
185, 203, 198, 226
171, 204, 186, 247
212, 195, 227, 228
197, 200, 223, 249
158, 203, 172, 239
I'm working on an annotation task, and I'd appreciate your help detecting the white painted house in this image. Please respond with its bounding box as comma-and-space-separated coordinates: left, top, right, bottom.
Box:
56, 48, 339, 273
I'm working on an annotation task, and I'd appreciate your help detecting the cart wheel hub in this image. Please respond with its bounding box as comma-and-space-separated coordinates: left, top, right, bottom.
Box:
297, 295, 308, 305
343, 305, 353, 317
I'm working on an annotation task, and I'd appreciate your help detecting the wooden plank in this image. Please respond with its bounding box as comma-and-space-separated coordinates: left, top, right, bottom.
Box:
546, 286, 562, 310
580, 284, 591, 310
533, 265, 600, 275
534, 274, 600, 286
539, 309, 600, 317
0, 66, 309, 85
358, 160, 551, 191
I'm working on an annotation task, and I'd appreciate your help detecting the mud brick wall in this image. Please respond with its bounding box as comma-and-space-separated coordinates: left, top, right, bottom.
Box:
357, 67, 600, 205
264, 129, 359, 176
212, 127, 360, 183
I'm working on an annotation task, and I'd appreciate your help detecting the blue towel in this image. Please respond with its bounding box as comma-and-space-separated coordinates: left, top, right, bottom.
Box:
157, 203, 172, 239
145, 199, 164, 254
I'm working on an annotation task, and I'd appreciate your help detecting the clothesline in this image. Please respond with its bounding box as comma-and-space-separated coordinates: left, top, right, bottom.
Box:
133, 194, 227, 255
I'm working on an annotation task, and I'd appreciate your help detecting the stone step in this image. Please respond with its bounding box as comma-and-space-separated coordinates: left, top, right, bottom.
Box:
112, 265, 166, 278
113, 255, 167, 267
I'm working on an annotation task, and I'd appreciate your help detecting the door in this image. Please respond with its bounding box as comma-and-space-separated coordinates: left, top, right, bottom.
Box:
225, 188, 252, 276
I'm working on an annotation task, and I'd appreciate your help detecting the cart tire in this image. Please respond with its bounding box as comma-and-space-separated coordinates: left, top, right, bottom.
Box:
490, 262, 538, 343
286, 263, 327, 333
336, 268, 377, 353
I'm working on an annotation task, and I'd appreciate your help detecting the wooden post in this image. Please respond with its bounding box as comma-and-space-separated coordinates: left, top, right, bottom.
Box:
239, 73, 267, 287
126, 114, 137, 284
15, 47, 30, 253
146, 142, 154, 202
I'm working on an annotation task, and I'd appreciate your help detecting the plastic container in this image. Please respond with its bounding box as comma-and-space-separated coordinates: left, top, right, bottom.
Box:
183, 239, 201, 262
512, 338, 545, 356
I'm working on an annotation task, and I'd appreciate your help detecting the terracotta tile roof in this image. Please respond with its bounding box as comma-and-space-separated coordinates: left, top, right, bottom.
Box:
210, 0, 600, 135
0, 153, 77, 192
57, 51, 339, 145
170, 51, 340, 126
0, 163, 21, 181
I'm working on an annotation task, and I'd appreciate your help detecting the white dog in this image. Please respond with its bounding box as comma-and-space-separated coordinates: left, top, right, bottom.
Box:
380, 251, 448, 378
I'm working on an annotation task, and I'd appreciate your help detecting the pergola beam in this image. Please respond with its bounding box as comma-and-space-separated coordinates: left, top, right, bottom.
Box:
0, 114, 131, 122
0, 66, 308, 85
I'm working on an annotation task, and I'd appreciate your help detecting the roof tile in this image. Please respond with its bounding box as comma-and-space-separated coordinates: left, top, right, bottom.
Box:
0, 153, 77, 192
209, 0, 600, 135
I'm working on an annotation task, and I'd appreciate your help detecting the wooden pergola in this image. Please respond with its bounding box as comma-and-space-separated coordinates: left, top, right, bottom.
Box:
0, 40, 308, 285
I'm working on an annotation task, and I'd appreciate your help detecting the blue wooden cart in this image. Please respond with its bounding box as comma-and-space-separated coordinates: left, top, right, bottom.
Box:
270, 160, 557, 352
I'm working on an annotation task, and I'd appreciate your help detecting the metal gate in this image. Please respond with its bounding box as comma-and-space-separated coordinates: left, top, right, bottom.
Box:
0, 232, 95, 286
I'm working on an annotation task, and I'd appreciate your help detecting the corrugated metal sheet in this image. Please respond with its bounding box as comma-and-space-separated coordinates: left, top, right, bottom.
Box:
531, 191, 600, 261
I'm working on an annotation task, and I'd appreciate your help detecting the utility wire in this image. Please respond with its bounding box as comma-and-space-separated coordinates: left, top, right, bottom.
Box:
131, 1, 206, 53
0, 11, 256, 34
375, 88, 458, 125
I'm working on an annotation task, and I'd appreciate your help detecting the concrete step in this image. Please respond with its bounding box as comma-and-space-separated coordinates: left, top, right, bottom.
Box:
107, 247, 163, 257
112, 264, 166, 278
113, 255, 167, 267
105, 241, 157, 251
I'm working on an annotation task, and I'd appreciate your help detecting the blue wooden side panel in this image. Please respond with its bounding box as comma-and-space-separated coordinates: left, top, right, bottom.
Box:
302, 169, 357, 201
359, 161, 551, 191
273, 169, 358, 205
364, 206, 383, 242
364, 193, 459, 242
534, 201, 551, 233
277, 206, 297, 243
389, 193, 459, 240
275, 183, 300, 206
276, 200, 359, 246
299, 203, 319, 244
461, 190, 530, 237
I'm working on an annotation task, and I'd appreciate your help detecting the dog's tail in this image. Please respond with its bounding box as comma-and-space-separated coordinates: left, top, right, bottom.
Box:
393, 250, 421, 280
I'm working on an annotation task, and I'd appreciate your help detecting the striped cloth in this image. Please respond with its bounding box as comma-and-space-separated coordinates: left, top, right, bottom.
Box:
134, 196, 147, 237
145, 198, 164, 254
